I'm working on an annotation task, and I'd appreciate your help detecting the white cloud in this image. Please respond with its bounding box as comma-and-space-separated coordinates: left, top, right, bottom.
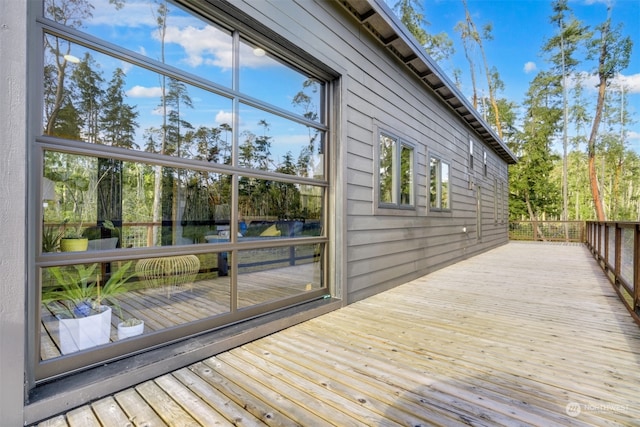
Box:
215, 110, 233, 125
89, 0, 157, 27
127, 85, 163, 98
524, 62, 537, 73
567, 71, 640, 94
613, 73, 640, 94
160, 25, 233, 69
628, 130, 640, 141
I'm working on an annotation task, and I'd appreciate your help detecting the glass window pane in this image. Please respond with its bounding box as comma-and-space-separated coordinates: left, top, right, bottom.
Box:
44, 0, 233, 88
240, 39, 322, 122
238, 103, 324, 178
40, 254, 231, 360
400, 145, 413, 206
238, 176, 323, 238
237, 244, 324, 308
379, 134, 394, 204
43, 35, 234, 162
42, 151, 232, 251
429, 157, 438, 208
441, 161, 450, 209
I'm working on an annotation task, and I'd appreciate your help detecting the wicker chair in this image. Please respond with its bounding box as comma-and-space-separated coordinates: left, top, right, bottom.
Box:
135, 255, 200, 298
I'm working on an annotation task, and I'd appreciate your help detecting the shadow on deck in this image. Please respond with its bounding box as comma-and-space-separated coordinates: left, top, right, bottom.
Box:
37, 242, 640, 426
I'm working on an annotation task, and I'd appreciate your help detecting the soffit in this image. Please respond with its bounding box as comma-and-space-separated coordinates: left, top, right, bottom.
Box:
338, 0, 518, 164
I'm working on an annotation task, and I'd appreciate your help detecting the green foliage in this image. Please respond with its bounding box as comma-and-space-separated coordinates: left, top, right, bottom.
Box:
392, 0, 454, 62
42, 261, 134, 319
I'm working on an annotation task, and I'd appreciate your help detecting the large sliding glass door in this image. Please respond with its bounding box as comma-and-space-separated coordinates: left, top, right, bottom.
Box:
34, 0, 332, 381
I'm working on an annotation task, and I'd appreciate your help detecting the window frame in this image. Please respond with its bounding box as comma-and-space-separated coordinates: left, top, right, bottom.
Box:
429, 155, 451, 212
483, 150, 488, 177
31, 0, 336, 383
377, 129, 416, 210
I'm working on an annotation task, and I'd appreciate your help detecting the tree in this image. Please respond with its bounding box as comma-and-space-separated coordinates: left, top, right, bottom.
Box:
509, 71, 562, 227
43, 0, 94, 135
457, 0, 502, 137
586, 4, 632, 221
543, 0, 591, 233
150, 0, 169, 245
70, 53, 104, 144
392, 0, 454, 62
100, 68, 139, 149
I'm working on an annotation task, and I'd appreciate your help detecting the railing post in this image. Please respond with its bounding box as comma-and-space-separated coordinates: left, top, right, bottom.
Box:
604, 224, 609, 269
615, 223, 621, 280
635, 224, 640, 316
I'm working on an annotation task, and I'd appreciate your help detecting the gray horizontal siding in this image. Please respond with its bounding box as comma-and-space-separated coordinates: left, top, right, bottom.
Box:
236, 0, 509, 304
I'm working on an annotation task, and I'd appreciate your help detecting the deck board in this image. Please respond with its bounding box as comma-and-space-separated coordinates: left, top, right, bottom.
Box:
37, 243, 640, 426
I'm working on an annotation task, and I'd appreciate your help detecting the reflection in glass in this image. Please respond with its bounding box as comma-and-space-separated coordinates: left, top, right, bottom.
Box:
42, 151, 232, 251
40, 253, 231, 360
238, 103, 324, 178
430, 157, 450, 210
238, 177, 323, 235
441, 162, 450, 209
237, 244, 323, 308
379, 133, 394, 204
44, 0, 233, 87
400, 144, 413, 206
43, 35, 234, 163
240, 39, 322, 123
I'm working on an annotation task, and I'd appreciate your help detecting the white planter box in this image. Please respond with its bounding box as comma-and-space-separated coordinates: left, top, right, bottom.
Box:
117, 320, 144, 340
58, 306, 112, 354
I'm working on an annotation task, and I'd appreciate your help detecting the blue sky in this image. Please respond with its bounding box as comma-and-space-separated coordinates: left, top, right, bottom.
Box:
386, 0, 640, 151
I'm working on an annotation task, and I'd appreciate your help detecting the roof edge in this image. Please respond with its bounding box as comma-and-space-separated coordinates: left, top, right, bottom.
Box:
338, 0, 518, 165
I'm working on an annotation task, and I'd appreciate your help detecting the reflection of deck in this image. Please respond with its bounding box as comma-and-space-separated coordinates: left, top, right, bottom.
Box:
38, 243, 640, 425
41, 262, 319, 360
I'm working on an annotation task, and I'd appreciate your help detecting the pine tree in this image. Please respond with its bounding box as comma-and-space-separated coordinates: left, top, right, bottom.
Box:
100, 68, 139, 149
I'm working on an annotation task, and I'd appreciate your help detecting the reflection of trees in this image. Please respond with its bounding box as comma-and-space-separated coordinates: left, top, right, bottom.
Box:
101, 68, 139, 149
379, 135, 394, 203
42, 0, 325, 243
292, 79, 321, 178
43, 0, 138, 237
43, 0, 94, 135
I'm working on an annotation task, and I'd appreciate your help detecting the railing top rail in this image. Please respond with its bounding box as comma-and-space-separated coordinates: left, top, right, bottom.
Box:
586, 221, 640, 228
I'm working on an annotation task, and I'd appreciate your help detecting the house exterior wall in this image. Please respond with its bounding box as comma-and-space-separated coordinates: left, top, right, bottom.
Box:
0, 0, 28, 425
0, 0, 511, 423
228, 0, 510, 303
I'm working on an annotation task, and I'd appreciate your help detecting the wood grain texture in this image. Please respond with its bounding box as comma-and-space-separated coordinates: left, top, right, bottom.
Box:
38, 243, 640, 426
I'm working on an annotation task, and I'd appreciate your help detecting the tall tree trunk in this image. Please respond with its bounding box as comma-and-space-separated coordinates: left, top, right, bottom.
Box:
525, 192, 546, 241
587, 16, 610, 221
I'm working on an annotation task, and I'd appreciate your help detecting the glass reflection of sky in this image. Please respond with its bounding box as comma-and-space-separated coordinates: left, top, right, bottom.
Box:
45, 0, 324, 170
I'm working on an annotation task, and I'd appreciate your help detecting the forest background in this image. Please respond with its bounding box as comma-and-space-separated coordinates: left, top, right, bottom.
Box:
388, 0, 639, 222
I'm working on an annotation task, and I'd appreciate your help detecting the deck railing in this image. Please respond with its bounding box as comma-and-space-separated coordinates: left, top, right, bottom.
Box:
585, 221, 640, 323
508, 220, 586, 242
509, 219, 640, 324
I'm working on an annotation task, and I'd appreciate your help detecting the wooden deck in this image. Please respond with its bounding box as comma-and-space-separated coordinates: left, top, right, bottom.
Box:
41, 262, 320, 360
37, 242, 640, 426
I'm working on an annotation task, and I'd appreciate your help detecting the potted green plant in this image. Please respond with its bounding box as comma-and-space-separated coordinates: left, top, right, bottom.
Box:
42, 222, 65, 253
42, 261, 134, 354
117, 317, 144, 340
59, 219, 89, 252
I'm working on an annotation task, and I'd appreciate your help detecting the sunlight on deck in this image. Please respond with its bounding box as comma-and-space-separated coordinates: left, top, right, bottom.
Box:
38, 242, 640, 426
